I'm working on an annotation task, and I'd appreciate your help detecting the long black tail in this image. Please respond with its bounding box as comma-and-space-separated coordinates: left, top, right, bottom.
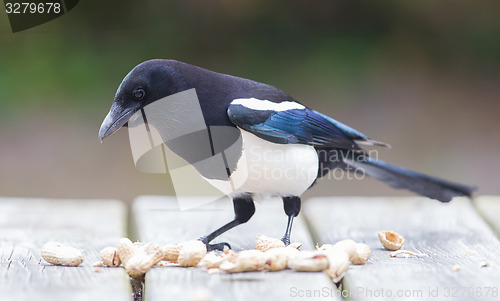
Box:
344, 157, 475, 202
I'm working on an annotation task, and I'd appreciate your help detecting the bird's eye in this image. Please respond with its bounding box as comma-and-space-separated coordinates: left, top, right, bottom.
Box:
133, 88, 145, 100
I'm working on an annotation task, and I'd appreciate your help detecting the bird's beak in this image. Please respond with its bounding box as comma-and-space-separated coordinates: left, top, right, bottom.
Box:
99, 102, 137, 142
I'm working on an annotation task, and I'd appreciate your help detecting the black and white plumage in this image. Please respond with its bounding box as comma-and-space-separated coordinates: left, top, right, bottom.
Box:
99, 59, 475, 249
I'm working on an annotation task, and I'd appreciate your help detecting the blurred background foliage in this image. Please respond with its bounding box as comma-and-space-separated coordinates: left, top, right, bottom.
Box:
0, 0, 499, 203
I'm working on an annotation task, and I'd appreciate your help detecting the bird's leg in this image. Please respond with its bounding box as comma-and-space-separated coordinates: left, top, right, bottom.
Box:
199, 194, 255, 251
281, 196, 301, 246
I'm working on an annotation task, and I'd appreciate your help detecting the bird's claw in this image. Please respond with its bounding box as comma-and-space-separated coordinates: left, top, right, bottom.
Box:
198, 237, 231, 251
206, 242, 231, 251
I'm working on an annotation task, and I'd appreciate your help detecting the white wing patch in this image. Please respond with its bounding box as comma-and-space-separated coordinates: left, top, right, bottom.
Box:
231, 98, 305, 111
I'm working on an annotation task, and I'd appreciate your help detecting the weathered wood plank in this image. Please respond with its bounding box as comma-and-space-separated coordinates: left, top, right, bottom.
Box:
0, 198, 131, 301
474, 196, 500, 238
133, 196, 340, 301
303, 196, 500, 301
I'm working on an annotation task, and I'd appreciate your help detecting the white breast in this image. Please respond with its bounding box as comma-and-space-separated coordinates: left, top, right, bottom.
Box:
204, 129, 319, 197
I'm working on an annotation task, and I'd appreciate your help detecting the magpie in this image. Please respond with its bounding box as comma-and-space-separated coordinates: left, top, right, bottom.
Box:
99, 59, 475, 250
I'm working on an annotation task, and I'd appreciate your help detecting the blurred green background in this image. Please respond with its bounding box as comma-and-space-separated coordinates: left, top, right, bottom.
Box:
1, 0, 499, 204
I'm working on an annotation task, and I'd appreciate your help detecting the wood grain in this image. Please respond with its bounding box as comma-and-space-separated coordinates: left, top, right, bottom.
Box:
133, 196, 340, 301
303, 196, 500, 301
0, 198, 131, 301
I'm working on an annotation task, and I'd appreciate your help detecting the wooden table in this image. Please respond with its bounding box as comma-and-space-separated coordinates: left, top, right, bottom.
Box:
1, 196, 499, 301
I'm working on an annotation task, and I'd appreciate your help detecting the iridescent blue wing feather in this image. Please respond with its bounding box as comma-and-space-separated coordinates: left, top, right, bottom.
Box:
227, 99, 388, 150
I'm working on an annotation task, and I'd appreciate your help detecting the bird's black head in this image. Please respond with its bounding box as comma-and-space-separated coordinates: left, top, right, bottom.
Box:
99, 59, 185, 141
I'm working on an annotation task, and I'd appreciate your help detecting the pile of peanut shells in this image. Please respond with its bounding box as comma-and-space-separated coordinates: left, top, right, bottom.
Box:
41, 234, 374, 283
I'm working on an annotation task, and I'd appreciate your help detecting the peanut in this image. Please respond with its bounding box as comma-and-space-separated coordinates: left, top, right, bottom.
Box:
256, 234, 285, 251
200, 251, 225, 269
318, 240, 371, 265
40, 242, 84, 267
352, 243, 371, 265
99, 247, 121, 267
177, 240, 207, 267
117, 238, 163, 277
323, 249, 349, 283
288, 251, 329, 272
263, 247, 297, 271
220, 250, 266, 273
162, 244, 180, 262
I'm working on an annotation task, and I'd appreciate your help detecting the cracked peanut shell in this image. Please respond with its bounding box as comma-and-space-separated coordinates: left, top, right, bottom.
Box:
378, 231, 404, 251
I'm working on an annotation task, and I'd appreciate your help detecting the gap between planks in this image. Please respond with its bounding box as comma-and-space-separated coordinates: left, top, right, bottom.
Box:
474, 196, 500, 238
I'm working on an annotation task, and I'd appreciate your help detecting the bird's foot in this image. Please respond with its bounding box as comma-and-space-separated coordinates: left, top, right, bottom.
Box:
198, 236, 231, 251
281, 236, 290, 246
206, 242, 231, 251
